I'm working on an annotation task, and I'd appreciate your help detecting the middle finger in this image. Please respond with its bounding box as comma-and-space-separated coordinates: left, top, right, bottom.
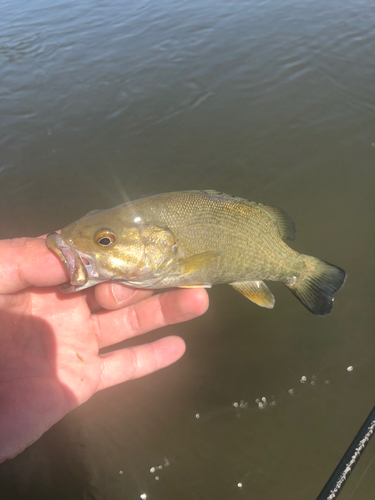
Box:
92, 288, 208, 349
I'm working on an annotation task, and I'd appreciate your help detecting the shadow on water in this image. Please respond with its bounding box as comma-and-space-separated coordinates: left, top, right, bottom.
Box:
1, 0, 375, 498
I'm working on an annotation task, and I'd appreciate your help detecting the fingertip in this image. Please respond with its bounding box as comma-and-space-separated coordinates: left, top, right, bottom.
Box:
190, 288, 210, 316
175, 288, 210, 319
98, 335, 186, 390
0, 237, 68, 293
156, 335, 186, 364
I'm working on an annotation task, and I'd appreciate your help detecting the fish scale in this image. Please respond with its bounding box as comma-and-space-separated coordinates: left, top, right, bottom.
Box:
119, 191, 299, 283
46, 190, 346, 316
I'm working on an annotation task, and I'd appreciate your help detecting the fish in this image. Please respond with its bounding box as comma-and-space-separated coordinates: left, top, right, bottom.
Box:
46, 190, 346, 316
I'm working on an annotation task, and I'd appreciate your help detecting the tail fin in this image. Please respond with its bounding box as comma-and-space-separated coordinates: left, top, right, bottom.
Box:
285, 256, 346, 316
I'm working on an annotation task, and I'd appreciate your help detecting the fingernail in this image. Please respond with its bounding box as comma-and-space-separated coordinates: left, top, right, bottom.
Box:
110, 283, 135, 305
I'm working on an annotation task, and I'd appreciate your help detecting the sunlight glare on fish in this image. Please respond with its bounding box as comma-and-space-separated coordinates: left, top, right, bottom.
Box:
107, 167, 145, 227
108, 169, 132, 204
80, 166, 145, 227
75, 168, 127, 206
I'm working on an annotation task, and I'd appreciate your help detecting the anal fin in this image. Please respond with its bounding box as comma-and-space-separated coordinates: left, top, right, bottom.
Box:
230, 281, 275, 309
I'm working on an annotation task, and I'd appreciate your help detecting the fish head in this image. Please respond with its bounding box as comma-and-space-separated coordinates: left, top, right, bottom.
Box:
46, 209, 178, 292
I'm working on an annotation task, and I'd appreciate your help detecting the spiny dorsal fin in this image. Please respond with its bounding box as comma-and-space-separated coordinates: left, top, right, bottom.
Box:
202, 190, 250, 201
256, 204, 296, 241
230, 281, 275, 309
202, 190, 230, 196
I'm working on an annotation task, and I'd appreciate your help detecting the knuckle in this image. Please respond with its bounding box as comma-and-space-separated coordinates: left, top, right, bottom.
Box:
127, 347, 139, 379
126, 305, 141, 334
154, 296, 167, 326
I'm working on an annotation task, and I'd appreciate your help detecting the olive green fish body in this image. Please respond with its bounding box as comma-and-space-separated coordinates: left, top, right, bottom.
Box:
47, 190, 346, 316
114, 191, 301, 286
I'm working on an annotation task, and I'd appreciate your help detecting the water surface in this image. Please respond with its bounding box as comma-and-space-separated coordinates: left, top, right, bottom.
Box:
1, 0, 375, 498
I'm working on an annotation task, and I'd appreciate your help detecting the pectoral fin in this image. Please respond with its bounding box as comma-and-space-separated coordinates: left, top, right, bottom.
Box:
178, 251, 221, 277
230, 281, 275, 309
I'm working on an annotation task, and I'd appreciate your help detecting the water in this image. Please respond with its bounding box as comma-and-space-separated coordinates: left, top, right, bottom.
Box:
1, 0, 375, 498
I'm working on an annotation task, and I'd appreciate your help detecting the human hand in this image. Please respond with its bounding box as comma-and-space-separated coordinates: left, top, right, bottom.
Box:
0, 237, 209, 462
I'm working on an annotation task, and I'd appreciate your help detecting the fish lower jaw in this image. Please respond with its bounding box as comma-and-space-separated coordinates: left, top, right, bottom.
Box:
46, 233, 90, 289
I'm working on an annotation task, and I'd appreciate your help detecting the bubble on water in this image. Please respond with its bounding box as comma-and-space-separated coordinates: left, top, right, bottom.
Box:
239, 400, 248, 409
158, 465, 162, 470
347, 366, 354, 372
140, 494, 147, 500
269, 401, 276, 407
164, 458, 170, 467
150, 467, 155, 473
155, 476, 159, 481
119, 470, 123, 475
255, 398, 260, 403
288, 388, 294, 395
258, 402, 265, 409
312, 375, 316, 380
262, 397, 267, 403
311, 381, 316, 386
300, 376, 307, 383
195, 413, 200, 419
237, 482, 243, 488
325, 380, 330, 385
233, 402, 239, 408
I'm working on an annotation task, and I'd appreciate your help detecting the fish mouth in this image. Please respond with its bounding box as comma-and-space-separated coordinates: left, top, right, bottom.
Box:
46, 232, 89, 292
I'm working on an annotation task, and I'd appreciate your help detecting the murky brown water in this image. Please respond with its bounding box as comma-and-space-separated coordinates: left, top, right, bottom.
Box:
1, 0, 375, 498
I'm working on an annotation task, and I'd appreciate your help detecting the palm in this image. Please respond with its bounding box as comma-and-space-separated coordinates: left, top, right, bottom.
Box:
1, 288, 102, 417
0, 238, 209, 462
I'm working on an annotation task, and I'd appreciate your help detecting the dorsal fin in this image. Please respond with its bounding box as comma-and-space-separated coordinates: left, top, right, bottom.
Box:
202, 191, 296, 241
202, 190, 246, 201
256, 204, 296, 241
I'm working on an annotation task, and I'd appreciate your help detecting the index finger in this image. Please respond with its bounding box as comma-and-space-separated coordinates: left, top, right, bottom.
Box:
0, 237, 68, 294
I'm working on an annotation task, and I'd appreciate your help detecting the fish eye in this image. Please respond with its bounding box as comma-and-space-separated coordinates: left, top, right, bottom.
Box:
94, 230, 116, 247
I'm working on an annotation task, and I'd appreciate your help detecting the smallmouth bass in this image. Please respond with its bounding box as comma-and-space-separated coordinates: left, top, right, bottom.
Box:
46, 190, 346, 316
